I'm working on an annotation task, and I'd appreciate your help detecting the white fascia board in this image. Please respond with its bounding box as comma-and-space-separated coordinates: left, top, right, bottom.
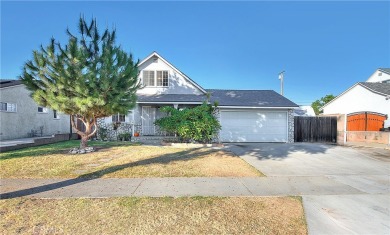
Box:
138, 51, 207, 94
320, 82, 386, 111
320, 83, 359, 111
218, 106, 294, 109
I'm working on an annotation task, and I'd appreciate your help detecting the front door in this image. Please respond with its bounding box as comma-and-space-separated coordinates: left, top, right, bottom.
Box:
142, 106, 156, 135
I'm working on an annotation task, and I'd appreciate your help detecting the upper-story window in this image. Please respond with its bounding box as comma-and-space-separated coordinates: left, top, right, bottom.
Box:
143, 70, 169, 87
157, 71, 169, 87
0, 102, 17, 112
143, 71, 155, 86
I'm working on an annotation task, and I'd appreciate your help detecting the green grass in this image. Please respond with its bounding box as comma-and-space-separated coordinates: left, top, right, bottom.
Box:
0, 197, 307, 235
0, 140, 263, 178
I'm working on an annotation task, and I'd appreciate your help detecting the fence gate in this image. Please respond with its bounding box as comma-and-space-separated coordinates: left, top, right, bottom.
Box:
347, 112, 386, 131
294, 116, 337, 143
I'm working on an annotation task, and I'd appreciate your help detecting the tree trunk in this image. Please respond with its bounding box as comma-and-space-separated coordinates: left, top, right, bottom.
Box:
80, 135, 89, 149
80, 121, 92, 149
70, 115, 98, 150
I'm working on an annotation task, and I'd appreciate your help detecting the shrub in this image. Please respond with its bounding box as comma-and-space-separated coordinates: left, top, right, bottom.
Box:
98, 127, 108, 141
117, 133, 131, 141
155, 102, 221, 143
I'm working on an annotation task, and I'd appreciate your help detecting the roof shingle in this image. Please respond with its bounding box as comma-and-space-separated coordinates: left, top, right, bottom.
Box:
359, 82, 390, 96
207, 89, 298, 107
0, 80, 23, 88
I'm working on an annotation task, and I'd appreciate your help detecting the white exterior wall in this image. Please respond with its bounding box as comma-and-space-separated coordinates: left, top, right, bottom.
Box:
0, 85, 71, 140
366, 70, 390, 83
323, 85, 390, 117
137, 56, 204, 95
105, 55, 205, 126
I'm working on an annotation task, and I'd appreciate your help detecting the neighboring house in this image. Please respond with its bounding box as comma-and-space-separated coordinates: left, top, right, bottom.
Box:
0, 80, 71, 141
100, 52, 298, 142
294, 105, 316, 116
366, 68, 390, 83
322, 68, 390, 129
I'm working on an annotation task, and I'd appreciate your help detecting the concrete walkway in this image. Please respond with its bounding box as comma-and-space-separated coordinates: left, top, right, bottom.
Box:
0, 176, 367, 199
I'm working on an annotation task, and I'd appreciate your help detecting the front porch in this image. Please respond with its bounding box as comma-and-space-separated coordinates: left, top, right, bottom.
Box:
136, 103, 200, 137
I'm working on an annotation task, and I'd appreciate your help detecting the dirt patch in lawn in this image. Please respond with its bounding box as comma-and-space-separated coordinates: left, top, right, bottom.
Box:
0, 197, 306, 234
0, 141, 262, 178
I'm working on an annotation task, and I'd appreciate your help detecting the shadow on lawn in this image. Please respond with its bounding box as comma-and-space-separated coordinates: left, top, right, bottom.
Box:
0, 148, 217, 199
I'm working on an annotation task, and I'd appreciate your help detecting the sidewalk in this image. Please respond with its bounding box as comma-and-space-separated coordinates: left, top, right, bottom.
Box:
0, 176, 375, 199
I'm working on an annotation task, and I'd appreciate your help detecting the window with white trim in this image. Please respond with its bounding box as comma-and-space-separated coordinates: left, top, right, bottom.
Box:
0, 102, 17, 112
157, 71, 169, 87
38, 106, 48, 113
112, 113, 126, 123
143, 71, 155, 86
53, 110, 60, 119
142, 70, 169, 87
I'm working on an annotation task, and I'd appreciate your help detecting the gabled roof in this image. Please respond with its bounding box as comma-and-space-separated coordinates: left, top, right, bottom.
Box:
207, 89, 298, 108
0, 79, 23, 88
378, 68, 390, 75
138, 51, 207, 94
321, 82, 390, 110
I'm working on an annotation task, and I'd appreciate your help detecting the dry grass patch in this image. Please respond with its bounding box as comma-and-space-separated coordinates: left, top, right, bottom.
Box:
0, 140, 262, 178
0, 197, 306, 234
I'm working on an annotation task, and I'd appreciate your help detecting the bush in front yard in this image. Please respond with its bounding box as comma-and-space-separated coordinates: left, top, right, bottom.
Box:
155, 102, 221, 143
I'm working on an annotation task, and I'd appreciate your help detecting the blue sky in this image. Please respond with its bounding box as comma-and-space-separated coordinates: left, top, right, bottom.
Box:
1, 1, 389, 105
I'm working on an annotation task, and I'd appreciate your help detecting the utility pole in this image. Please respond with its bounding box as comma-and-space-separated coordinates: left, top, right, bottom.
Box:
278, 71, 285, 96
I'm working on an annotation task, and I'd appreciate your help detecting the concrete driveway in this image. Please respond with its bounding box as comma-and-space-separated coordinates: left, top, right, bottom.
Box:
227, 143, 390, 235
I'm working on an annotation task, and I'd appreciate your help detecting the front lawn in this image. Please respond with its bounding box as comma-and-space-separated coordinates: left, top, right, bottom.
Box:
0, 140, 262, 178
0, 197, 306, 234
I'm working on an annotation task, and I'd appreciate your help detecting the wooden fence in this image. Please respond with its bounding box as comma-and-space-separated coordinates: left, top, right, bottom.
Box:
294, 116, 337, 143
347, 112, 387, 131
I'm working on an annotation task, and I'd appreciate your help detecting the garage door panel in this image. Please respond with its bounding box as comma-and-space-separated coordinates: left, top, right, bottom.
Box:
220, 111, 287, 142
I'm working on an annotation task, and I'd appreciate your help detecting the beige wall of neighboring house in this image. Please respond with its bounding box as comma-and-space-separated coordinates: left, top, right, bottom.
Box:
0, 83, 71, 141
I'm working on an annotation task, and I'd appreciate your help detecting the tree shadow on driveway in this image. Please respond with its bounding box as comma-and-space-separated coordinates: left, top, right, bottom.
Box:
226, 142, 337, 161
0, 148, 218, 199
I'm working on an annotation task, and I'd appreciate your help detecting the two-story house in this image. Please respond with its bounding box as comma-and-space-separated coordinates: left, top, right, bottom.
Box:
101, 52, 298, 142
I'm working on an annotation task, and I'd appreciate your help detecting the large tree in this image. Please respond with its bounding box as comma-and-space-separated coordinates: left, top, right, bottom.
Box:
21, 17, 141, 148
311, 94, 336, 115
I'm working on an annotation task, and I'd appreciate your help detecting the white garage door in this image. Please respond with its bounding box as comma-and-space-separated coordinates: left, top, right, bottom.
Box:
220, 111, 288, 142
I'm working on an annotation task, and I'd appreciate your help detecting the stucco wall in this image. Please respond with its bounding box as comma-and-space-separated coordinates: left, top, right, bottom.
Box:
0, 85, 71, 140
322, 85, 390, 118
137, 56, 204, 95
346, 131, 390, 144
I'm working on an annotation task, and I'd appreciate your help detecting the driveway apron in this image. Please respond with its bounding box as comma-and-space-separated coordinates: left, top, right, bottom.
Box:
227, 143, 390, 234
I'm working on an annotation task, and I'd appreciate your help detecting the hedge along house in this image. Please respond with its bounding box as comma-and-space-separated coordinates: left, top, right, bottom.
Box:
99, 52, 298, 143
